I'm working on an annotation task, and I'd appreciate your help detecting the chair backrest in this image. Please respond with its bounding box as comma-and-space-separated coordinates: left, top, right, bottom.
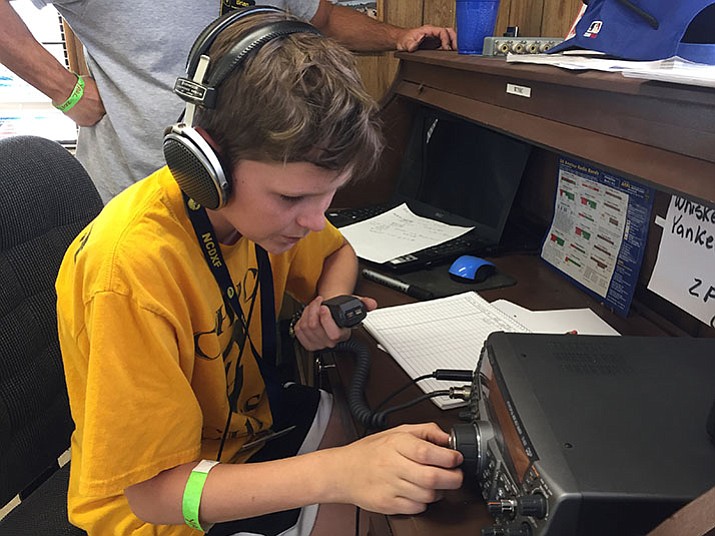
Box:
0, 136, 103, 506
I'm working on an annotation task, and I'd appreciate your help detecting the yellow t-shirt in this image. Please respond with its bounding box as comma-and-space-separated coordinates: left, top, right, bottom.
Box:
56, 167, 345, 535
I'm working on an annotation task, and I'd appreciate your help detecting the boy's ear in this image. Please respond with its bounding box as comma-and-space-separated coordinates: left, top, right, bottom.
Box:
162, 123, 232, 210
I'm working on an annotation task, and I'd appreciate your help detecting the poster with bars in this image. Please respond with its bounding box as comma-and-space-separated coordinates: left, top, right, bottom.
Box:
541, 156, 654, 316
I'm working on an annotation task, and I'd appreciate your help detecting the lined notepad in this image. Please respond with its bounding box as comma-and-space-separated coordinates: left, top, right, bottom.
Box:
362, 292, 530, 410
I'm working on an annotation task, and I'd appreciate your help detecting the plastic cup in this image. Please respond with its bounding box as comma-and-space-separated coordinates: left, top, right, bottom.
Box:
456, 0, 501, 55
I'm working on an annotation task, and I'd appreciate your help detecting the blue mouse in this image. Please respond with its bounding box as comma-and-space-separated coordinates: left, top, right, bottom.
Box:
449, 255, 496, 283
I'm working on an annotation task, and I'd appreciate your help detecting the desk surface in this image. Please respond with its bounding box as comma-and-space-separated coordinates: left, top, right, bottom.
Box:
386, 51, 715, 206
329, 254, 671, 535
327, 51, 714, 534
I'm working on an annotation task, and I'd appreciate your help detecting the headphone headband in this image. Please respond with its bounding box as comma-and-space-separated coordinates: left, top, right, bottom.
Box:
208, 21, 320, 88
185, 6, 284, 75
174, 7, 320, 109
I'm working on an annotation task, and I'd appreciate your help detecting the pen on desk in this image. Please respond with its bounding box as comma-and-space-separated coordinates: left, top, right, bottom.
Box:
361, 268, 434, 300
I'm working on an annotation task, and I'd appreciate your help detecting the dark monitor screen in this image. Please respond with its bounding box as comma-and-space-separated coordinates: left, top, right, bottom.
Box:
394, 108, 532, 239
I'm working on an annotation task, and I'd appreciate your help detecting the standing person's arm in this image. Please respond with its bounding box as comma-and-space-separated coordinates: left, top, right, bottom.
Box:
0, 0, 105, 125
310, 0, 457, 52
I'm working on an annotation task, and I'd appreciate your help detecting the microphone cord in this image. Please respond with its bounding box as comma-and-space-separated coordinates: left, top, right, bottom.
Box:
334, 337, 473, 536
336, 338, 471, 431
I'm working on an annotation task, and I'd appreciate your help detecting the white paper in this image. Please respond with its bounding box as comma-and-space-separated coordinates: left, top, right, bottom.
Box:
338, 203, 473, 264
647, 196, 715, 328
506, 53, 691, 72
622, 61, 715, 88
362, 292, 530, 410
506, 53, 712, 82
491, 299, 620, 336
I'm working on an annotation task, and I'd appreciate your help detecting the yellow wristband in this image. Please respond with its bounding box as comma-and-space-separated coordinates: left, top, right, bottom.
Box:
53, 73, 85, 113
182, 460, 219, 531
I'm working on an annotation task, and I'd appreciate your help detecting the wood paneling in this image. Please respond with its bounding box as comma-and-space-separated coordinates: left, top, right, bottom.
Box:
425, 0, 456, 28
541, 0, 584, 37
359, 0, 585, 101
62, 1, 585, 105
502, 0, 546, 37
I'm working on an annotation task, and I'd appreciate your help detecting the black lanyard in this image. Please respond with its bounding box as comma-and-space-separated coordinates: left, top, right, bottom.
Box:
182, 193, 282, 422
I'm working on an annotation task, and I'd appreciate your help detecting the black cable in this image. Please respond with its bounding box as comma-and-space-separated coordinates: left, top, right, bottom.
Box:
373, 373, 434, 413
374, 368, 473, 415
376, 390, 452, 422
339, 337, 475, 430
336, 338, 382, 430
616, 0, 659, 29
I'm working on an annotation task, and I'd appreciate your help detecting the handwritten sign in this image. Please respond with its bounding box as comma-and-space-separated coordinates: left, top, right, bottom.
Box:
648, 196, 715, 328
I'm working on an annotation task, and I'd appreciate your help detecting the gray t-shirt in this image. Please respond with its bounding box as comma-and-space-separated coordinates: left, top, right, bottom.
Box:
31, 0, 319, 202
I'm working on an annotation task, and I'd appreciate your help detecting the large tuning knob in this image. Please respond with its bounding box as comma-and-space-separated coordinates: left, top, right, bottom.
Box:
449, 421, 494, 478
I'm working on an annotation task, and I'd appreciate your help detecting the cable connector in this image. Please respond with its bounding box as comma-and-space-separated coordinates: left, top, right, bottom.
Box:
449, 385, 472, 400
433, 369, 474, 382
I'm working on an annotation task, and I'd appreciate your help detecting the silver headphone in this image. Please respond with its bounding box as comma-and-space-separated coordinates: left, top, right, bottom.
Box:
163, 6, 321, 209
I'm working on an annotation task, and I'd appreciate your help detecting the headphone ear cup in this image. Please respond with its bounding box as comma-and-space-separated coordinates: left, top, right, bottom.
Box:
163, 125, 231, 210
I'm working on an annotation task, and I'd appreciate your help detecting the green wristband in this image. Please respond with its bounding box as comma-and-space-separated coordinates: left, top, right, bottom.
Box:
182, 460, 219, 532
53, 73, 85, 113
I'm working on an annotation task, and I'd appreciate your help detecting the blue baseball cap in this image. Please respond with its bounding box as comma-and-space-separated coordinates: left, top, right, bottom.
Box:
548, 1, 715, 64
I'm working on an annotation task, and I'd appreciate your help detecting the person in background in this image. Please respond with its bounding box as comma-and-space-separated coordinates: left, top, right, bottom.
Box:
0, 0, 456, 202
55, 8, 462, 535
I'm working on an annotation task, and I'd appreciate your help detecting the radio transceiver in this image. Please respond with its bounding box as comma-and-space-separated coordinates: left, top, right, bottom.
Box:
450, 332, 715, 536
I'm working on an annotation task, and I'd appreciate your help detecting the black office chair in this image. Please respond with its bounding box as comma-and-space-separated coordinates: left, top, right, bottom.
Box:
0, 136, 103, 534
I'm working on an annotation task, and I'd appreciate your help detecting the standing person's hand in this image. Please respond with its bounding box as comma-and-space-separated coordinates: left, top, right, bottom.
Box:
396, 25, 457, 52
63, 76, 106, 127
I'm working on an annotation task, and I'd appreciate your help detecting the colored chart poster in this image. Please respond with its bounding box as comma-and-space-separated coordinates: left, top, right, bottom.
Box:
541, 157, 654, 316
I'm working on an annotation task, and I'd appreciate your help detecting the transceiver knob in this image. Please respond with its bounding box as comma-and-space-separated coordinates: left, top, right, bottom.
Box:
487, 499, 517, 517
482, 523, 532, 536
449, 421, 494, 478
517, 493, 548, 519
449, 423, 478, 478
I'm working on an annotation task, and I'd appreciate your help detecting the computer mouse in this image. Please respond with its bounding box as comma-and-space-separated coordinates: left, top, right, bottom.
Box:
448, 255, 496, 283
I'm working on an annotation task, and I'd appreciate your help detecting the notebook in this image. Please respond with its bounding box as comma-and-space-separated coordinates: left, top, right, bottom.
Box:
361, 292, 531, 410
327, 108, 532, 273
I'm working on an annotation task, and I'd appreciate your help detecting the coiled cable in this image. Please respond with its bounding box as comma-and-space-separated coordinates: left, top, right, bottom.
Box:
335, 339, 467, 430
335, 338, 386, 429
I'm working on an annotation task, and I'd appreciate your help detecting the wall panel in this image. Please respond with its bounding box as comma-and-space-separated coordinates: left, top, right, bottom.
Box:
359, 0, 584, 100
62, 1, 585, 104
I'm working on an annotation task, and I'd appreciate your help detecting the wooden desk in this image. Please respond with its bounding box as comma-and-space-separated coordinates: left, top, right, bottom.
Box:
321, 51, 715, 534
339, 51, 715, 207
333, 51, 715, 338
318, 255, 670, 536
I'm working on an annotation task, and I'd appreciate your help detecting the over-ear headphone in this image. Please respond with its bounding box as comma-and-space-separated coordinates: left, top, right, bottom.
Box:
163, 6, 321, 209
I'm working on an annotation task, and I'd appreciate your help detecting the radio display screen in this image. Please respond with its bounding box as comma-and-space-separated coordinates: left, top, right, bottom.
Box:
483, 354, 534, 484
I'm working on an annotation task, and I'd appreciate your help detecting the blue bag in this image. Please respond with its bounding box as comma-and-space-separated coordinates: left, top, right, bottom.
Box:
548, 0, 715, 63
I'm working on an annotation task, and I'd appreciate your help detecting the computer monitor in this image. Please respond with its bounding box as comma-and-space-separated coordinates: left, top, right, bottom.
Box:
394, 107, 532, 242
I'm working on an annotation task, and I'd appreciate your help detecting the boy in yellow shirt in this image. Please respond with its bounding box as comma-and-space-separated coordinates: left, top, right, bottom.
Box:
56, 7, 462, 535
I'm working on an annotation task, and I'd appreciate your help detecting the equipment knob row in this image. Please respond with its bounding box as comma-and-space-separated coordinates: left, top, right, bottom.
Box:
482, 522, 533, 536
